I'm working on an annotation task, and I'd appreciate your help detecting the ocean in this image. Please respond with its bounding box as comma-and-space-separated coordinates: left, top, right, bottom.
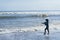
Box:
0, 12, 60, 28
0, 12, 60, 40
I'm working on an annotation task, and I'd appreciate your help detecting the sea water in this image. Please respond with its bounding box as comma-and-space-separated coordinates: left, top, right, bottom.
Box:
0, 12, 60, 29
0, 12, 60, 40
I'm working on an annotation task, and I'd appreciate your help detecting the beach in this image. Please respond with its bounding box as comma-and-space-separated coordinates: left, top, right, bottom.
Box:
0, 12, 60, 40
0, 0, 60, 40
0, 23, 60, 40
0, 29, 60, 40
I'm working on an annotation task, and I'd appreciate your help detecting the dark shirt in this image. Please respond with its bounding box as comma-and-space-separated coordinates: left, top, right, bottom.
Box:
43, 21, 49, 29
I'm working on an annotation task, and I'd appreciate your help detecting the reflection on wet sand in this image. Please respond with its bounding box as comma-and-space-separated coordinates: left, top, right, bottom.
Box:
44, 35, 50, 40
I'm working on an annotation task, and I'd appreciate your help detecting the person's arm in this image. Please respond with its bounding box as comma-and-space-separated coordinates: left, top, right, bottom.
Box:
42, 22, 45, 24
42, 22, 47, 26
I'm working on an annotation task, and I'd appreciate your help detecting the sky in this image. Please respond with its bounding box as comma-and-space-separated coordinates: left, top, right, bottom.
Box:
0, 0, 60, 11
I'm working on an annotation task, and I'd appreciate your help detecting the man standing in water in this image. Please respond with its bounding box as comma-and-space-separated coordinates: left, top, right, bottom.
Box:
42, 19, 49, 35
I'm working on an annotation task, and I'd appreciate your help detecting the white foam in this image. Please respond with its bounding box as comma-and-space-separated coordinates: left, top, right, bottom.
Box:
0, 23, 60, 34
0, 26, 44, 34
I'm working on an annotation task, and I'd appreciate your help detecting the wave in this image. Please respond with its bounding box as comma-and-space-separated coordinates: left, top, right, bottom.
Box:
0, 24, 60, 34
0, 14, 48, 19
0, 26, 43, 34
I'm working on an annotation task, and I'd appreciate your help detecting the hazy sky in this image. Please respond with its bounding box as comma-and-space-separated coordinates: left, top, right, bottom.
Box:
0, 0, 60, 11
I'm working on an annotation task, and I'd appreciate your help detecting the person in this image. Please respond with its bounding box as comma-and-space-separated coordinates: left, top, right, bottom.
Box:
42, 19, 49, 35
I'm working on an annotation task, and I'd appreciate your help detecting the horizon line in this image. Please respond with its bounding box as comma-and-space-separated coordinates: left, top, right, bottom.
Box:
0, 10, 60, 12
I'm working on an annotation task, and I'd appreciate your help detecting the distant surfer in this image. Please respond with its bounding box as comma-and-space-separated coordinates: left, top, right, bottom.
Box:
42, 19, 49, 35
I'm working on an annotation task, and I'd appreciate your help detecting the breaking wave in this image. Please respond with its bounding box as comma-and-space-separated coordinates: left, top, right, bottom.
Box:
0, 14, 48, 19
0, 23, 60, 34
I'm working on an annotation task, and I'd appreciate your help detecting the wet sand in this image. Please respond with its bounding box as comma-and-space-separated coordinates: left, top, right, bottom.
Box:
0, 31, 60, 40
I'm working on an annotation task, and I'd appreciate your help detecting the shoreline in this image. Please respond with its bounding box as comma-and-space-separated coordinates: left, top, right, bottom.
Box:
0, 24, 60, 34
0, 29, 60, 40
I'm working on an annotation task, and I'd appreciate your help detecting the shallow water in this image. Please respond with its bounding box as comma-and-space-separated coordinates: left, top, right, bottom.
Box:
0, 31, 60, 40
